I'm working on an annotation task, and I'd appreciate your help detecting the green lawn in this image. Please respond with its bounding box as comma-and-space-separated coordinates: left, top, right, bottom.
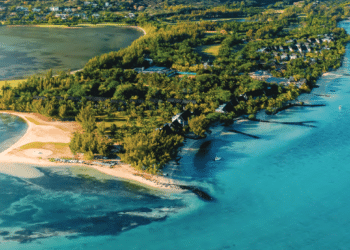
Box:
34, 24, 72, 28
202, 44, 221, 56
20, 142, 69, 150
77, 23, 128, 27
26, 117, 45, 126
98, 112, 129, 128
0, 79, 26, 89
97, 110, 165, 136
195, 44, 221, 61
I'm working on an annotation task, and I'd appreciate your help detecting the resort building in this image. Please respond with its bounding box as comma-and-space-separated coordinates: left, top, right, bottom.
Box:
55, 14, 68, 19
155, 123, 173, 135
16, 6, 28, 11
125, 13, 136, 19
171, 110, 192, 127
249, 70, 272, 80
134, 66, 176, 77
50, 6, 60, 12
215, 102, 234, 114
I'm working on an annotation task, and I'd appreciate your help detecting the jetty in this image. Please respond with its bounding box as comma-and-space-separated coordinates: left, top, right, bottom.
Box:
228, 129, 260, 139
267, 102, 326, 115
250, 118, 317, 127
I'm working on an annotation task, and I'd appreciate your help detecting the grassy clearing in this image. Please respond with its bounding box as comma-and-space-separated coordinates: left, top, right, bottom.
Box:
97, 112, 129, 128
34, 24, 72, 28
195, 44, 221, 61
19, 142, 72, 159
0, 79, 26, 89
89, 23, 127, 26
20, 142, 69, 152
76, 23, 129, 28
97, 110, 164, 134
26, 117, 44, 126
202, 44, 221, 56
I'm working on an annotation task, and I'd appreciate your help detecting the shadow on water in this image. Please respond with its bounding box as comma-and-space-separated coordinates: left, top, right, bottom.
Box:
1, 207, 172, 244
42, 57, 63, 69
191, 138, 247, 179
0, 168, 184, 244
192, 140, 217, 177
177, 184, 215, 201
32, 168, 165, 199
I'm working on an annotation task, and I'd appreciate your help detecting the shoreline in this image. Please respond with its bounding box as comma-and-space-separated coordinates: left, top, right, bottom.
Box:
0, 111, 182, 192
2, 23, 147, 35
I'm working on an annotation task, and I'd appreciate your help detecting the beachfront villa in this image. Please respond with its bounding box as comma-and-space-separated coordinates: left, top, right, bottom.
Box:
155, 123, 173, 135
171, 110, 192, 127
215, 102, 234, 114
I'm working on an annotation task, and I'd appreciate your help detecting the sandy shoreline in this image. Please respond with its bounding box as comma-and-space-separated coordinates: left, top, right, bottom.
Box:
0, 111, 182, 192
4, 23, 147, 35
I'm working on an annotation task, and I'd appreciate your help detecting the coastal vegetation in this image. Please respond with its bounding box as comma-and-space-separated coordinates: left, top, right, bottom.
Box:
0, 0, 299, 26
1, 0, 350, 173
19, 142, 69, 151
0, 80, 23, 93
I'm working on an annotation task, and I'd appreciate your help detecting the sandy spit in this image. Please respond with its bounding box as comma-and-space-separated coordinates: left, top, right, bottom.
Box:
0, 111, 183, 192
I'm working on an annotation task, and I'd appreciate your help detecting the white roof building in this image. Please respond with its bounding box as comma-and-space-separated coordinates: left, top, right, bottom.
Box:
50, 6, 60, 12
16, 6, 28, 11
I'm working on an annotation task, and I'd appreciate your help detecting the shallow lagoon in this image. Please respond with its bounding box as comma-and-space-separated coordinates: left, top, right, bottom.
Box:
0, 26, 142, 80
0, 113, 27, 152
0, 118, 185, 248
3, 22, 350, 249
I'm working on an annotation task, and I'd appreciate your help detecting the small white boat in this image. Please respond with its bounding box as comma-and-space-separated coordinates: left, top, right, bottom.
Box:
214, 156, 221, 161
339, 105, 342, 110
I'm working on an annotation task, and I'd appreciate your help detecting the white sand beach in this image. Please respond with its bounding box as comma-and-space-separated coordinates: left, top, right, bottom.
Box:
0, 111, 183, 192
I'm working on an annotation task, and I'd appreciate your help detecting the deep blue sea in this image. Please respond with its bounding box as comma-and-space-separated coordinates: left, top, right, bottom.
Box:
2, 21, 350, 249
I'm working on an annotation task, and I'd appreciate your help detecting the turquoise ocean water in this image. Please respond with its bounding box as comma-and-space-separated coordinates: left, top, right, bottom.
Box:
2, 22, 350, 249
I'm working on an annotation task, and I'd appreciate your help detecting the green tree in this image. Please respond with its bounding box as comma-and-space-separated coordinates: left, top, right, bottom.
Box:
59, 104, 68, 119
189, 115, 210, 137
110, 124, 118, 137
76, 106, 96, 133
121, 131, 183, 174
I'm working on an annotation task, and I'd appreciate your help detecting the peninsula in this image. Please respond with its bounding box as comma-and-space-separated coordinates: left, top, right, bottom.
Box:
0, 111, 182, 192
1, 0, 350, 186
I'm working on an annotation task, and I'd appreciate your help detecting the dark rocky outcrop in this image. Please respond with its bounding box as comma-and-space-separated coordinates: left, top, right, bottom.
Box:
178, 185, 214, 201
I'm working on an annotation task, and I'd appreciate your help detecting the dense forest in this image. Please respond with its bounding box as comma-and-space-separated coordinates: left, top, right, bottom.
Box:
1, 0, 350, 173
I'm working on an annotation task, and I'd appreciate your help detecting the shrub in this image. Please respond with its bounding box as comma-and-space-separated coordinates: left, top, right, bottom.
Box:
84, 151, 94, 160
